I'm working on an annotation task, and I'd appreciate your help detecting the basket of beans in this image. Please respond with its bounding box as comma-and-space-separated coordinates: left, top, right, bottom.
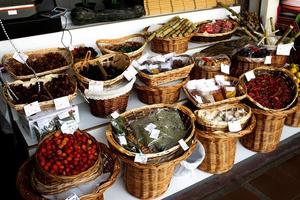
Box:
31, 130, 103, 195
2, 48, 72, 80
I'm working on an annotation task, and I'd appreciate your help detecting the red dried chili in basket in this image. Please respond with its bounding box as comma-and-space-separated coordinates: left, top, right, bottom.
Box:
245, 74, 293, 109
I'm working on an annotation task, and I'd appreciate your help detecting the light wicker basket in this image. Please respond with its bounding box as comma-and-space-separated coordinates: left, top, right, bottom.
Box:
2, 47, 73, 80
286, 93, 300, 127
196, 115, 256, 174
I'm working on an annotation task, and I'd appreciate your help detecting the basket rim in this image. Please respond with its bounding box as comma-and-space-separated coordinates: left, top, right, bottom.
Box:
239, 66, 299, 112
106, 103, 195, 159
193, 19, 238, 37
134, 77, 189, 90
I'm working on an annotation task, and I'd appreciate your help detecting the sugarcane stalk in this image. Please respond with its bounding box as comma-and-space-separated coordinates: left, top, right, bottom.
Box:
184, 26, 196, 37
270, 17, 275, 32
288, 30, 300, 43
147, 16, 180, 41
276, 25, 293, 45
165, 19, 187, 37
158, 18, 183, 38
237, 27, 258, 42
156, 17, 181, 37
171, 20, 191, 37
178, 23, 192, 37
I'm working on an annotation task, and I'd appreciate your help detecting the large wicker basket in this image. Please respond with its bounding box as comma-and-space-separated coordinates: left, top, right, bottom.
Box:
196, 115, 256, 174
286, 93, 300, 127
2, 47, 72, 80
134, 77, 189, 104
239, 66, 299, 112
191, 19, 237, 43
3, 74, 77, 112
96, 34, 147, 61
240, 106, 297, 153
17, 143, 120, 200
184, 76, 247, 109
137, 55, 194, 86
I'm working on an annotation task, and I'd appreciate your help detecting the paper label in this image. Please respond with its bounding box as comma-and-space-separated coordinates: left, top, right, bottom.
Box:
152, 55, 166, 62
228, 121, 242, 132
178, 139, 189, 151
131, 60, 141, 68
225, 86, 236, 91
221, 63, 230, 74
195, 95, 203, 104
65, 193, 80, 200
111, 111, 120, 119
264, 56, 272, 64
145, 123, 156, 132
137, 53, 149, 64
150, 129, 160, 139
13, 52, 28, 64
123, 66, 138, 81
88, 80, 103, 94
245, 70, 256, 81
134, 153, 148, 164
60, 119, 78, 134
54, 96, 70, 110
8, 10, 17, 15
58, 112, 70, 120
118, 136, 127, 145
276, 43, 294, 56
24, 101, 41, 116
215, 75, 225, 82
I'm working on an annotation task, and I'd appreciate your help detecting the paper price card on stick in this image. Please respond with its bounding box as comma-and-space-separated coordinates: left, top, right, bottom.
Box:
228, 121, 242, 132
24, 101, 41, 116
54, 96, 70, 110
134, 153, 148, 164
178, 139, 189, 151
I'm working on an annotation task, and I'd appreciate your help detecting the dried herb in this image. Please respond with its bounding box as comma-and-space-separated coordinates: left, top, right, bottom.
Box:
105, 41, 143, 53
79, 64, 124, 81
72, 46, 98, 62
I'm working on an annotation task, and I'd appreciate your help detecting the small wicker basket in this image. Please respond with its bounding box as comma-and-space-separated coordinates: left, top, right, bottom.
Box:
231, 55, 265, 78
96, 34, 147, 61
285, 93, 300, 127
17, 143, 120, 200
2, 47, 73, 80
196, 115, 256, 174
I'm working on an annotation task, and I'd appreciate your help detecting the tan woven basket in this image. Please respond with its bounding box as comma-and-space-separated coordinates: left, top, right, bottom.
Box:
231, 55, 266, 78
240, 106, 297, 153
191, 19, 237, 43
106, 103, 195, 163
96, 34, 147, 61
138, 55, 194, 86
32, 130, 103, 195
196, 115, 256, 174
184, 76, 247, 109
17, 143, 120, 200
134, 77, 189, 104
3, 74, 77, 112
195, 103, 252, 131
239, 66, 299, 112
2, 47, 73, 80
286, 94, 300, 127
117, 140, 196, 199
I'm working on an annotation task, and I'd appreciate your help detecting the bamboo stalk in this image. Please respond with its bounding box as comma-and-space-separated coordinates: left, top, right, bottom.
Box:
156, 17, 181, 37
171, 20, 191, 38
165, 19, 187, 38
288, 31, 300, 43
237, 27, 258, 42
270, 17, 275, 32
178, 23, 192, 37
276, 25, 293, 45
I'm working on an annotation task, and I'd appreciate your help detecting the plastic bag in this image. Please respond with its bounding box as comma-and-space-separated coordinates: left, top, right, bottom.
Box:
174, 141, 205, 177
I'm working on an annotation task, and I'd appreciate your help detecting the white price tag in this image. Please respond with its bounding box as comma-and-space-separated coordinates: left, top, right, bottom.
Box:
8, 10, 17, 15
134, 153, 148, 164
13, 52, 28, 64
111, 111, 120, 119
152, 55, 166, 62
145, 123, 156, 132
150, 129, 160, 139
123, 66, 138, 81
264, 56, 272, 64
118, 136, 127, 145
88, 80, 103, 94
65, 193, 80, 200
24, 101, 41, 116
54, 96, 70, 110
245, 70, 256, 81
215, 75, 225, 82
60, 120, 79, 134
195, 95, 203, 104
276, 43, 294, 56
178, 139, 189, 151
221, 63, 230, 74
58, 112, 70, 119
228, 121, 242, 132
225, 86, 236, 91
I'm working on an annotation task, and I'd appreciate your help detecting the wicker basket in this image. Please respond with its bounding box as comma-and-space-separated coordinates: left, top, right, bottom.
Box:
2, 47, 72, 80
195, 103, 252, 131
106, 103, 195, 163
134, 77, 189, 104
286, 94, 300, 127
17, 143, 120, 200
239, 66, 299, 112
138, 55, 194, 86
31, 130, 103, 195
184, 76, 247, 109
263, 38, 290, 68
196, 115, 256, 174
240, 106, 297, 153
231, 56, 265, 78
117, 140, 196, 199
3, 74, 77, 112
191, 19, 237, 43
95, 34, 147, 61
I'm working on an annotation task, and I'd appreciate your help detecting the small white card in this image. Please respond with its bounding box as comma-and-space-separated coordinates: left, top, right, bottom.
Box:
264, 56, 272, 64
150, 129, 160, 139
111, 111, 120, 119
145, 123, 156, 132
276, 43, 294, 56
215, 75, 225, 82
245, 70, 256, 81
60, 119, 79, 134
118, 136, 127, 145
65, 193, 80, 200
195, 95, 203, 104
58, 112, 70, 120
225, 86, 236, 91
221, 63, 230, 74
24, 101, 41, 116
8, 10, 17, 15
228, 121, 242, 132
123, 66, 138, 81
13, 52, 28, 64
178, 139, 189, 151
88, 80, 104, 94
134, 153, 148, 164
54, 96, 70, 110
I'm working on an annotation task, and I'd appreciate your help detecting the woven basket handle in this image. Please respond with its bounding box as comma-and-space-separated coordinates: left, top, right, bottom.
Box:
80, 50, 92, 68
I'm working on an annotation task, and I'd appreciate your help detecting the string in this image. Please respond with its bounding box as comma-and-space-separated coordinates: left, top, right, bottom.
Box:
60, 15, 73, 51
